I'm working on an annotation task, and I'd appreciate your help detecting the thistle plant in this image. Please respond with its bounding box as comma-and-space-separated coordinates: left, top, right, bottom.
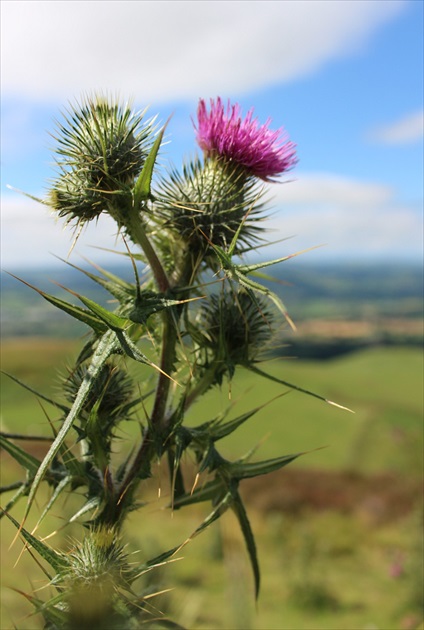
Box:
1, 95, 349, 629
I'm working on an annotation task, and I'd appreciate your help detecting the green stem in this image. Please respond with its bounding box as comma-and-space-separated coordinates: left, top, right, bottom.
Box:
126, 211, 170, 293
99, 253, 194, 525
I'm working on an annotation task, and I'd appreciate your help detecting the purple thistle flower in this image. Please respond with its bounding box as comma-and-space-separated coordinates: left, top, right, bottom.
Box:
194, 97, 298, 181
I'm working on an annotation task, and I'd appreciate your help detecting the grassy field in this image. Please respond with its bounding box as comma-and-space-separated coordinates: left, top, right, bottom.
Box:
1, 338, 423, 629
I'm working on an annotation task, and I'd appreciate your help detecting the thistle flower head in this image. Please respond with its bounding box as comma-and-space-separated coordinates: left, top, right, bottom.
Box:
155, 157, 266, 262
48, 95, 155, 226
63, 362, 134, 426
62, 362, 135, 465
194, 98, 297, 181
62, 530, 136, 628
193, 290, 275, 383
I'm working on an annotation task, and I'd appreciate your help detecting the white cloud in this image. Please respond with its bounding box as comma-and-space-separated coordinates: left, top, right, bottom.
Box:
263, 173, 423, 260
272, 173, 393, 207
1, 196, 128, 269
368, 111, 424, 145
1, 0, 405, 103
1, 172, 422, 269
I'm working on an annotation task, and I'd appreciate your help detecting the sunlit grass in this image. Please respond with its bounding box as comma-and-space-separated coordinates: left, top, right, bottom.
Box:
1, 340, 423, 628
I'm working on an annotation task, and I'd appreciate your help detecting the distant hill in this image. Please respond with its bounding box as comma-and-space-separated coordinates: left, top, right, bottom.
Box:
1, 263, 423, 353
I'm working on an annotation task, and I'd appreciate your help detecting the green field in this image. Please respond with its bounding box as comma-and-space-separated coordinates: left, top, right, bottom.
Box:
1, 339, 423, 629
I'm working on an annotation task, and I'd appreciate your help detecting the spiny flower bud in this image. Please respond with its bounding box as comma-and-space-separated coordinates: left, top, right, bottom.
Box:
64, 530, 134, 629
194, 290, 275, 382
63, 362, 134, 426
48, 95, 155, 226
155, 157, 265, 258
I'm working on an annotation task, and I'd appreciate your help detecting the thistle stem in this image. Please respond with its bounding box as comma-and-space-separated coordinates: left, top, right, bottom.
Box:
103, 253, 194, 524
125, 211, 170, 293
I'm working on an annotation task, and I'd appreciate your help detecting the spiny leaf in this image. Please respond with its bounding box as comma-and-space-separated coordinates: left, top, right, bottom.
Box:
115, 329, 178, 384
137, 544, 183, 575
11, 587, 68, 626
76, 294, 129, 331
22, 330, 119, 526
0, 434, 42, 476
68, 496, 101, 523
183, 489, 233, 542
0, 483, 29, 519
230, 451, 304, 479
129, 292, 198, 324
209, 243, 295, 330
5, 273, 107, 333
237, 245, 323, 275
133, 120, 168, 207
54, 256, 136, 302
35, 476, 72, 529
248, 364, 354, 412
209, 394, 289, 442
231, 491, 260, 599
172, 478, 225, 509
1, 373, 70, 414
2, 509, 69, 572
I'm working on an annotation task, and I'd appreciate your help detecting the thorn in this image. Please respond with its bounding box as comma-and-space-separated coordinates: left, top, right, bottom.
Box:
326, 399, 355, 413
190, 473, 200, 496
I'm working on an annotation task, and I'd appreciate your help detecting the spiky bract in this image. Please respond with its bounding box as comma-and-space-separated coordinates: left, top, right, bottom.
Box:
155, 157, 266, 261
48, 96, 154, 226
192, 290, 275, 382
62, 362, 135, 466
63, 362, 134, 425
56, 530, 141, 629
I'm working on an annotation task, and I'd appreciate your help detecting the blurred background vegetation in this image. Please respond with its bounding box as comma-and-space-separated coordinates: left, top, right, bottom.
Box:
1, 261, 423, 629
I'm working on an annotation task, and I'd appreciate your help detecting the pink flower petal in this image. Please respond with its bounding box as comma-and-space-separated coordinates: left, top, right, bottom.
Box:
194, 98, 297, 181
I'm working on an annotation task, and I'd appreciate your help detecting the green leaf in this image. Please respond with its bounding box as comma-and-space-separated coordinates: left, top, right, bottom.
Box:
237, 245, 322, 275
57, 443, 85, 481
23, 330, 120, 525
230, 451, 303, 480
210, 407, 267, 442
133, 121, 168, 207
55, 257, 136, 303
231, 491, 260, 599
11, 588, 68, 626
115, 329, 177, 384
185, 489, 233, 541
1, 373, 70, 414
248, 364, 354, 412
35, 475, 72, 529
0, 482, 29, 519
172, 478, 225, 509
0, 434, 42, 476
68, 496, 101, 523
208, 243, 295, 329
6, 274, 108, 333
2, 509, 69, 572
129, 291, 188, 324
77, 294, 129, 331
131, 542, 184, 582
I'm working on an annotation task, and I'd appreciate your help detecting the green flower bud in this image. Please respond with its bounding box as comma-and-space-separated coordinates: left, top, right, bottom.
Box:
193, 290, 275, 383
48, 95, 155, 226
155, 157, 266, 260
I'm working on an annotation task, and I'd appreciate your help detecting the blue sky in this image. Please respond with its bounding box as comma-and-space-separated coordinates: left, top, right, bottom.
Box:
1, 0, 423, 269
